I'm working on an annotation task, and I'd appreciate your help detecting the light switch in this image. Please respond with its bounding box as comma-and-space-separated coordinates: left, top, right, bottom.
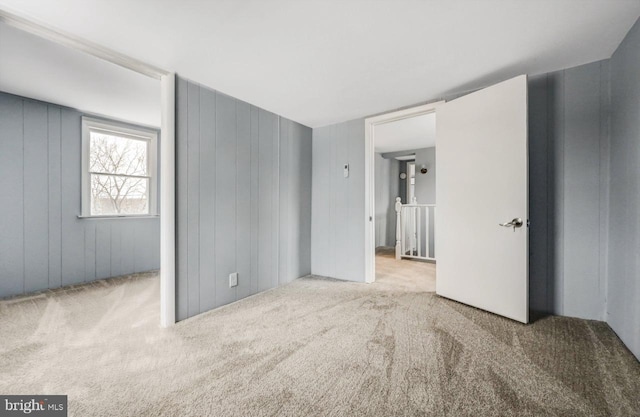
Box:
229, 272, 238, 287
344, 163, 349, 178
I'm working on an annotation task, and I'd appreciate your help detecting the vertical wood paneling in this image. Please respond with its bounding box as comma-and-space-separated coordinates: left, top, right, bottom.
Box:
550, 70, 566, 315
95, 222, 111, 279
329, 125, 337, 279
150, 221, 161, 270
47, 106, 62, 289
120, 222, 134, 274
258, 109, 274, 291
176, 77, 189, 320
0, 92, 160, 299
187, 82, 201, 317
236, 101, 252, 298
174, 78, 312, 321
346, 119, 365, 281
334, 123, 349, 279
272, 116, 280, 288
288, 122, 300, 279
0, 93, 24, 297
215, 92, 237, 306
23, 100, 49, 293
84, 223, 96, 282
110, 223, 122, 278
135, 222, 156, 273
60, 109, 85, 286
287, 121, 312, 279
598, 60, 610, 321
299, 124, 313, 276
608, 19, 640, 359
279, 118, 290, 284
199, 87, 216, 312
563, 63, 603, 319
250, 106, 260, 295
311, 126, 331, 277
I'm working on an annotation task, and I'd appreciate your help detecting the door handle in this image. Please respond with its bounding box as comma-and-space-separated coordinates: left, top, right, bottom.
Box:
499, 218, 523, 231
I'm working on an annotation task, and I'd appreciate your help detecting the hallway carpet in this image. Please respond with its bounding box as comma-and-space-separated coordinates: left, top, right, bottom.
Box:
0, 269, 639, 416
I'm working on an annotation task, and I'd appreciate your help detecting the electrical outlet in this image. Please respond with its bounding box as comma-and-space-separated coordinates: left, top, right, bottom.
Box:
229, 272, 238, 288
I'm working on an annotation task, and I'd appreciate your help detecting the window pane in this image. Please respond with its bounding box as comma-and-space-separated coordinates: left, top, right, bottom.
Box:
89, 131, 147, 176
90, 174, 149, 215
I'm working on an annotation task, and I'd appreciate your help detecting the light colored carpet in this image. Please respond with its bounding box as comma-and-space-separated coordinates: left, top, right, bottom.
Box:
375, 246, 436, 292
1, 265, 639, 416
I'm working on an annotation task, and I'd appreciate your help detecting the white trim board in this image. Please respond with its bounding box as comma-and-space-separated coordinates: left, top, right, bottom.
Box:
0, 7, 168, 79
364, 102, 443, 283
160, 74, 176, 327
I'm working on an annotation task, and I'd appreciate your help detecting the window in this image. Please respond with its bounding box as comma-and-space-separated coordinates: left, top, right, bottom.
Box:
81, 117, 158, 217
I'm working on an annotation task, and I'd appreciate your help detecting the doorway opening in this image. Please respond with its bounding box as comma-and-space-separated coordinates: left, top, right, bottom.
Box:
364, 102, 442, 285
365, 76, 528, 322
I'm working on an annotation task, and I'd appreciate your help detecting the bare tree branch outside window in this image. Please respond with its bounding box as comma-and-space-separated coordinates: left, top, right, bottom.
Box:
89, 131, 149, 215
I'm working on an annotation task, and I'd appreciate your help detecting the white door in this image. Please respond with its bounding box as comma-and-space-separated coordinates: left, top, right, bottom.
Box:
436, 75, 528, 323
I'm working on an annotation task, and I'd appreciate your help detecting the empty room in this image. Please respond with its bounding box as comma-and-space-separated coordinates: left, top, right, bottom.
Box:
1, 1, 639, 416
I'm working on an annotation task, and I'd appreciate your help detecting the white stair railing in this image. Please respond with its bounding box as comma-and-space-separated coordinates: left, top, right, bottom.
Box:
395, 197, 436, 261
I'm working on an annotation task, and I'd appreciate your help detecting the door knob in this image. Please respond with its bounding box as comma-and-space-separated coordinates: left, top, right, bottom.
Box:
499, 218, 523, 231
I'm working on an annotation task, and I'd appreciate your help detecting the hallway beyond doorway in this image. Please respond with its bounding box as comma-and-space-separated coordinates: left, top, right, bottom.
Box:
375, 246, 436, 292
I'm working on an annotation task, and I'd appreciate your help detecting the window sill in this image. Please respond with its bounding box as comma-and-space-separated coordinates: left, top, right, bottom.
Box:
77, 214, 159, 220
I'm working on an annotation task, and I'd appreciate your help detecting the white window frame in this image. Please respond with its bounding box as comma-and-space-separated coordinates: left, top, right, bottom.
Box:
81, 116, 158, 218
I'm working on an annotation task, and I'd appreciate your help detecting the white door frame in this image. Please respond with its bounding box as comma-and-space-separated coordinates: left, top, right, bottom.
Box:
0, 8, 177, 326
364, 102, 443, 283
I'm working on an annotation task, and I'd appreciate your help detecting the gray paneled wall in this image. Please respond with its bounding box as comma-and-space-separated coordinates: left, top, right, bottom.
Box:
175, 78, 312, 321
414, 147, 436, 204
528, 60, 609, 320
374, 154, 399, 247
608, 18, 640, 360
312, 62, 610, 321
0, 91, 160, 298
311, 120, 365, 281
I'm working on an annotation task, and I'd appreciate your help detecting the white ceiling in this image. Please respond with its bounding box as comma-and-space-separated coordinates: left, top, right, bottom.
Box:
374, 113, 435, 153
0, 21, 160, 127
0, 0, 639, 128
